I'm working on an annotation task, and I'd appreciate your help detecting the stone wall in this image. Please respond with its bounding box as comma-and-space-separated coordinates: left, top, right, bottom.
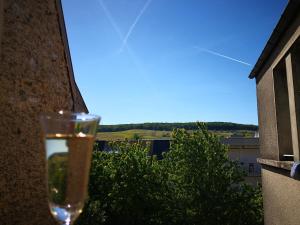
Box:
253, 3, 300, 224
0, 0, 87, 224
261, 166, 300, 225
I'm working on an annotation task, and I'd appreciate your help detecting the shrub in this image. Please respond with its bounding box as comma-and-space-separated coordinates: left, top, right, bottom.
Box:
162, 123, 263, 225
76, 141, 176, 225
76, 123, 263, 225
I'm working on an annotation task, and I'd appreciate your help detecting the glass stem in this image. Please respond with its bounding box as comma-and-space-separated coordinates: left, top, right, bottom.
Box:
63, 218, 72, 225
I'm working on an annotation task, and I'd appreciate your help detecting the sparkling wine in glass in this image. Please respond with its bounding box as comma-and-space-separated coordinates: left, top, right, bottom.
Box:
40, 112, 100, 225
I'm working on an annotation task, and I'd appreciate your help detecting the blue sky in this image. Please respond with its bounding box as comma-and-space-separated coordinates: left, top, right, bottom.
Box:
62, 0, 287, 125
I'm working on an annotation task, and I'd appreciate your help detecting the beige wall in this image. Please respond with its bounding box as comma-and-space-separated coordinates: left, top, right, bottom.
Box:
254, 7, 300, 225
262, 167, 300, 225
257, 69, 280, 160
228, 147, 261, 185
0, 0, 3, 57
0, 0, 86, 224
229, 147, 260, 159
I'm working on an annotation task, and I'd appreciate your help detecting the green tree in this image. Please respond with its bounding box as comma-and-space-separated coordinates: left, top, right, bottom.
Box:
162, 123, 263, 225
76, 141, 177, 225
132, 133, 142, 140
77, 123, 263, 225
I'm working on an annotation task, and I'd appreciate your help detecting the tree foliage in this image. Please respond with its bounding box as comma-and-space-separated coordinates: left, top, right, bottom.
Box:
76, 123, 263, 225
132, 133, 142, 141
98, 122, 258, 133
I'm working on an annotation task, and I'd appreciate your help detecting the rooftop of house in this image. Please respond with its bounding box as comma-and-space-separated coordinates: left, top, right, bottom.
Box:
249, 0, 300, 79
221, 137, 259, 146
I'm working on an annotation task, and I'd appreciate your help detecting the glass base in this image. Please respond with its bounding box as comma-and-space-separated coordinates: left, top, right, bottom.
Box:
50, 203, 83, 225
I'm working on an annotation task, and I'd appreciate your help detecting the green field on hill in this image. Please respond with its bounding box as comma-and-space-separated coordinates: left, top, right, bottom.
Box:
96, 129, 254, 141
96, 129, 172, 140
96, 122, 257, 141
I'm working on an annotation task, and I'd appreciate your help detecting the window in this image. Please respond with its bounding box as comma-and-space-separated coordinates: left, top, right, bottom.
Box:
272, 38, 300, 161
285, 42, 300, 161
273, 59, 293, 160
248, 163, 254, 175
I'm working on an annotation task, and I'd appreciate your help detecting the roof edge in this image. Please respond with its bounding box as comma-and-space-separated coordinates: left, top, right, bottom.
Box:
249, 0, 300, 79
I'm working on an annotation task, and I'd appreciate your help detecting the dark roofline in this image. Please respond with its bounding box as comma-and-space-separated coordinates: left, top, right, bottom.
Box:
249, 0, 300, 79
56, 0, 88, 112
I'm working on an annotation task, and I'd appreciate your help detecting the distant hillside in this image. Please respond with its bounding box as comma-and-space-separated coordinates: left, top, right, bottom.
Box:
98, 122, 258, 132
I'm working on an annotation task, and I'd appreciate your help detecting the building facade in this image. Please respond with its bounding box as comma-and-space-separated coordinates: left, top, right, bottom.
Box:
249, 1, 300, 224
223, 137, 261, 185
96, 137, 261, 185
0, 0, 87, 224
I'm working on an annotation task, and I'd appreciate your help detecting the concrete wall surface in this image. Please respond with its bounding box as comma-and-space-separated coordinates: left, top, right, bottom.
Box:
0, 0, 86, 224
262, 166, 300, 225
257, 69, 280, 160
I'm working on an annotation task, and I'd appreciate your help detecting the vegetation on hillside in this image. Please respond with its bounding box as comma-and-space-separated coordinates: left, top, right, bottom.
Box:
96, 129, 172, 141
76, 123, 263, 225
98, 122, 258, 133
96, 129, 255, 141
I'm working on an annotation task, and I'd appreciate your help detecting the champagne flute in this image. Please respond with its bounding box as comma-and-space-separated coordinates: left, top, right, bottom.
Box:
40, 112, 100, 225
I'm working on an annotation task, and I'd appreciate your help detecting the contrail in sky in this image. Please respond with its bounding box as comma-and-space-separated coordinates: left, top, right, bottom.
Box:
95, 0, 159, 95
119, 0, 153, 53
97, 0, 124, 41
195, 47, 252, 66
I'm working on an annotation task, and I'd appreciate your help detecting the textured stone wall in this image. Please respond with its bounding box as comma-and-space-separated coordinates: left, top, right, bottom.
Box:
262, 166, 300, 225
0, 0, 87, 224
257, 69, 280, 160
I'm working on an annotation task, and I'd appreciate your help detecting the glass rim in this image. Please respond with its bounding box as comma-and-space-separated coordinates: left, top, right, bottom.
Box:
40, 111, 101, 122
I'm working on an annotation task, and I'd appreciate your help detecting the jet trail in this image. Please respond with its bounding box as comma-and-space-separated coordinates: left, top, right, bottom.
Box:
195, 47, 252, 66
119, 0, 153, 53
97, 0, 124, 41
95, 0, 159, 95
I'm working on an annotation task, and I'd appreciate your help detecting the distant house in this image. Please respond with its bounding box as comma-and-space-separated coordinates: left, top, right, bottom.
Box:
222, 137, 261, 185
96, 137, 261, 184
249, 1, 300, 224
